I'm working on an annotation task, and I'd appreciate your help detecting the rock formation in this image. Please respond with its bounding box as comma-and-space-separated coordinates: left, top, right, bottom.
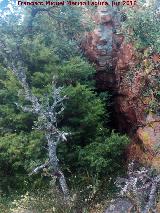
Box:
83, 3, 160, 170
105, 198, 134, 213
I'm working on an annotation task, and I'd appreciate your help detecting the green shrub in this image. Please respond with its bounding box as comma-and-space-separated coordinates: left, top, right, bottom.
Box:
0, 131, 47, 192
79, 132, 129, 176
122, 4, 160, 52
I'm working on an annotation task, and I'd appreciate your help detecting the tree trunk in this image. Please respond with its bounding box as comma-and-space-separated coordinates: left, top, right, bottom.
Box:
46, 133, 69, 199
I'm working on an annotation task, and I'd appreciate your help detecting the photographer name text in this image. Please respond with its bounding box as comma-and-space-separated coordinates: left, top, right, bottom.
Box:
17, 1, 137, 6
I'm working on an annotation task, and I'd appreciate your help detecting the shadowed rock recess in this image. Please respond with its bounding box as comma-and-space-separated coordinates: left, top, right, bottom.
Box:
83, 4, 160, 170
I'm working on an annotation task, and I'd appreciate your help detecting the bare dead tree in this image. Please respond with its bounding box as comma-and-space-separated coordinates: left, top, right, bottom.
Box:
0, 41, 70, 200
116, 161, 160, 213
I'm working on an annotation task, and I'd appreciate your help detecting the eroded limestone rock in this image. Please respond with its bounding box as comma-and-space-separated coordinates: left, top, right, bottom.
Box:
105, 198, 134, 213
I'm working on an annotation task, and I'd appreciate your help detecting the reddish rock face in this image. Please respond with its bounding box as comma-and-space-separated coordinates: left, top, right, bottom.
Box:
83, 6, 160, 169
82, 6, 122, 90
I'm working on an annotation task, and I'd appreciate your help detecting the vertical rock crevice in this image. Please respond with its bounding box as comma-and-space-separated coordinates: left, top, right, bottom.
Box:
83, 4, 160, 169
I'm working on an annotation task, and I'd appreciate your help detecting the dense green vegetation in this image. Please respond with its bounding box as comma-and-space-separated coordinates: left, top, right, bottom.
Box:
0, 2, 132, 212
122, 2, 160, 52
0, 0, 159, 211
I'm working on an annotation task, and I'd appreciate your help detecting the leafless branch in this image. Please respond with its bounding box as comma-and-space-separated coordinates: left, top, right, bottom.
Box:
29, 162, 49, 176
0, 40, 70, 199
